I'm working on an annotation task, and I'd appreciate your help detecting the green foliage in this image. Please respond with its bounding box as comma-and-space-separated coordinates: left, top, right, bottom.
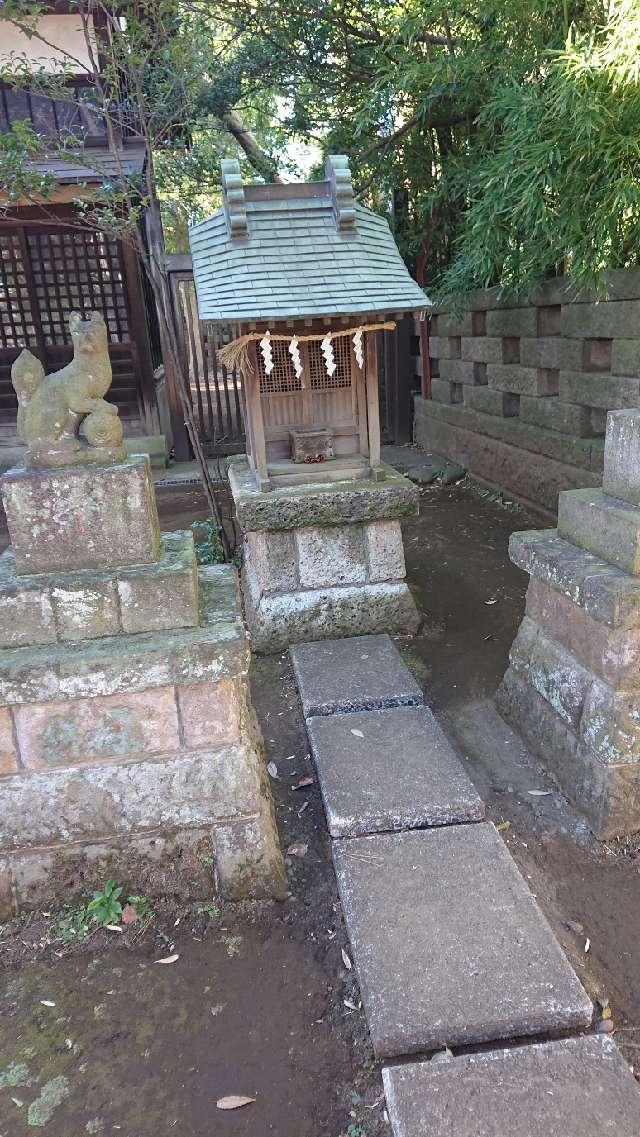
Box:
127, 894, 153, 921
191, 518, 224, 565
197, 902, 221, 919
54, 881, 152, 941
56, 904, 91, 944
86, 879, 124, 926
3, 0, 639, 298
202, 0, 640, 297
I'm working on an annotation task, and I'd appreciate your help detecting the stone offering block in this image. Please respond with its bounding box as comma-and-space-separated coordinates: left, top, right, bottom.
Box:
289, 426, 335, 464
557, 487, 640, 576
291, 634, 423, 718
383, 1036, 640, 1137
306, 705, 484, 837
2, 455, 160, 575
333, 824, 591, 1058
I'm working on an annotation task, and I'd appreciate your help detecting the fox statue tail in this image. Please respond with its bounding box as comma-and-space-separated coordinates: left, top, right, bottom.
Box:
11, 349, 45, 441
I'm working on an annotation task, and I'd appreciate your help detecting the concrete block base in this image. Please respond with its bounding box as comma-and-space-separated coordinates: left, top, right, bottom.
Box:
231, 457, 420, 651
498, 523, 640, 837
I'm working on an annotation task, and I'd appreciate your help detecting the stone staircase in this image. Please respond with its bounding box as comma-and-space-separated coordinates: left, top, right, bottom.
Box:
290, 633, 640, 1135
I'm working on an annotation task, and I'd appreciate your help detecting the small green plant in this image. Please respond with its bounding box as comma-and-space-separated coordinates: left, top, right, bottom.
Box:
87, 879, 123, 926
346, 1124, 366, 1137
198, 902, 221, 919
191, 518, 224, 565
127, 894, 152, 921
56, 904, 91, 943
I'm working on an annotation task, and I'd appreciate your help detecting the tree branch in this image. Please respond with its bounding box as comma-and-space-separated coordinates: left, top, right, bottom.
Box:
217, 106, 284, 182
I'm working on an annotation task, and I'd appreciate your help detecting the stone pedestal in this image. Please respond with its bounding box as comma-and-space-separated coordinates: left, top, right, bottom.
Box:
229, 457, 420, 652
497, 410, 640, 838
0, 457, 285, 918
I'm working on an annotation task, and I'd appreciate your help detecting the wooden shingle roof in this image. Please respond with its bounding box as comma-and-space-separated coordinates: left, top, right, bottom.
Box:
189, 156, 430, 323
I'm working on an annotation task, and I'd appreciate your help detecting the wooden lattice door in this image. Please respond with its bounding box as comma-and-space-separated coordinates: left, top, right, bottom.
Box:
0, 221, 154, 438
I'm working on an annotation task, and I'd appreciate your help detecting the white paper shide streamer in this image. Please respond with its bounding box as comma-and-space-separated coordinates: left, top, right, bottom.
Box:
288, 337, 304, 381
352, 328, 364, 369
320, 333, 336, 377
259, 330, 274, 374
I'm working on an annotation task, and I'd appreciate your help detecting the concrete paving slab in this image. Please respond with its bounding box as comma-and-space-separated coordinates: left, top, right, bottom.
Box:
382, 1035, 640, 1136
290, 634, 423, 718
306, 706, 484, 837
333, 824, 592, 1058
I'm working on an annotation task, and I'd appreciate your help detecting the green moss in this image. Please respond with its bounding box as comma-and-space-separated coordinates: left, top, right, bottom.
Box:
27, 1075, 70, 1127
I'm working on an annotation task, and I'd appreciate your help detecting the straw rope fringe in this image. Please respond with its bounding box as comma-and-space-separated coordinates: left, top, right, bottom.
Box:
218, 321, 396, 378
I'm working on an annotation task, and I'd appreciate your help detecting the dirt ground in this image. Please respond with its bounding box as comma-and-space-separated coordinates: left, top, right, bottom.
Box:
1, 462, 640, 1136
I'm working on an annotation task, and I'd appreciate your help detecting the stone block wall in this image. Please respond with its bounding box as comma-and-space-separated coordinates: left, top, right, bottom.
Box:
0, 559, 286, 918
413, 272, 640, 513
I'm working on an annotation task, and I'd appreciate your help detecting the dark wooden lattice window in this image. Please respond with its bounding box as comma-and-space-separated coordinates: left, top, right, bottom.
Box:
26, 229, 129, 346
307, 337, 353, 391
0, 234, 36, 350
257, 338, 303, 396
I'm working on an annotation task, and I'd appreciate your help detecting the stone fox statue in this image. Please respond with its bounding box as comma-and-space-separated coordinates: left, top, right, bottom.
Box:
11, 310, 126, 469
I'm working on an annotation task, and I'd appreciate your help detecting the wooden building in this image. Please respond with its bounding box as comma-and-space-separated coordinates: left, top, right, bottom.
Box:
190, 156, 429, 491
0, 7, 164, 457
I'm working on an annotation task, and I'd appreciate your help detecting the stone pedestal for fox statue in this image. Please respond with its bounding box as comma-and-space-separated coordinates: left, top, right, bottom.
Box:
11, 310, 126, 469
0, 310, 285, 918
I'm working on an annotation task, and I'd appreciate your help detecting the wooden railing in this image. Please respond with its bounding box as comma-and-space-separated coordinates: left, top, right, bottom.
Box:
0, 79, 142, 146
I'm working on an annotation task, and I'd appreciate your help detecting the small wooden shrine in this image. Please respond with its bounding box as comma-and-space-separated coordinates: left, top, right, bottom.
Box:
189, 156, 430, 491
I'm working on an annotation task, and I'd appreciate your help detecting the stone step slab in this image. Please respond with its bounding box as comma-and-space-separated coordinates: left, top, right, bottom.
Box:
290, 634, 423, 718
382, 1035, 640, 1136
306, 705, 484, 837
333, 824, 592, 1058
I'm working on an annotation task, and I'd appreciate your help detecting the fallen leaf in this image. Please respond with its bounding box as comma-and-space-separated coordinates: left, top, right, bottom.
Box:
341, 948, 352, 970
121, 905, 138, 925
40, 999, 56, 1007
496, 821, 511, 832
293, 776, 314, 790
287, 843, 308, 857
528, 790, 552, 797
350, 729, 365, 738
155, 953, 179, 964
216, 1096, 256, 1110
267, 761, 279, 779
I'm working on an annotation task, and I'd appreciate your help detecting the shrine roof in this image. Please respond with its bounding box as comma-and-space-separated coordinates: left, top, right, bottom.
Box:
189, 158, 430, 323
